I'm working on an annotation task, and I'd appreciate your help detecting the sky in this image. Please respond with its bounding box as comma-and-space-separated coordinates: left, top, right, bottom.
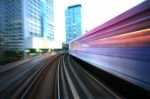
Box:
54, 0, 145, 43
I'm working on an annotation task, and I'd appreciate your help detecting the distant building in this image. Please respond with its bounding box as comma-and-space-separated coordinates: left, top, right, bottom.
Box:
0, 0, 54, 55
65, 4, 82, 42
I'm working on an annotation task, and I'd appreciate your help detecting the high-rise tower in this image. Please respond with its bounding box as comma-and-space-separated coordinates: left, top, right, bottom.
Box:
65, 4, 82, 42
0, 0, 54, 55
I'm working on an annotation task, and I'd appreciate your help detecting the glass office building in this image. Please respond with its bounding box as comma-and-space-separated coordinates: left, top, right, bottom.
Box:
0, 0, 23, 50
65, 4, 82, 42
0, 0, 54, 52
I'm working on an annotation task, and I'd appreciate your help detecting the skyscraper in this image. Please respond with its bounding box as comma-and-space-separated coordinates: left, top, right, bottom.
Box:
0, 0, 54, 55
65, 4, 82, 42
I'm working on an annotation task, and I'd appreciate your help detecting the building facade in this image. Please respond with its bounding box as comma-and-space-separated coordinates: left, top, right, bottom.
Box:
65, 4, 82, 42
0, 0, 54, 53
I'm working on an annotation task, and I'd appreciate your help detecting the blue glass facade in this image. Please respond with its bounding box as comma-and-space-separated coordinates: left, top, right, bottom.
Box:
27, 0, 54, 40
0, 0, 54, 51
65, 4, 82, 42
0, 0, 22, 50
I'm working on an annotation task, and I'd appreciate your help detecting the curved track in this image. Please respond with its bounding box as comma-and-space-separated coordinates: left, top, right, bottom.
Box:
0, 53, 122, 99
20, 54, 120, 99
0, 53, 57, 99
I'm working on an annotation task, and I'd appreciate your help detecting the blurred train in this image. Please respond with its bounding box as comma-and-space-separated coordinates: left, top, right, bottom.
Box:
69, 1, 150, 91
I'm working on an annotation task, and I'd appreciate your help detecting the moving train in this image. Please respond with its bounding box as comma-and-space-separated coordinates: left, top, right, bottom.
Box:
69, 1, 150, 91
